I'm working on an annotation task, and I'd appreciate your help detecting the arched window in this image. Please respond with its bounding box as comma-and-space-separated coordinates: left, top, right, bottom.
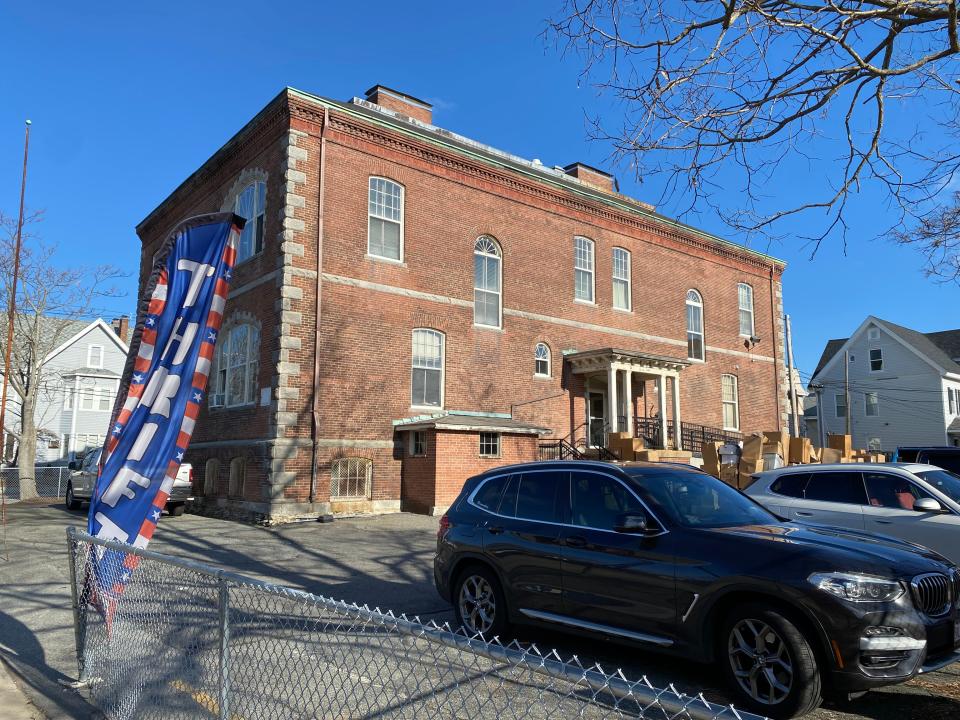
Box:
534, 343, 551, 377
228, 457, 245, 497
411, 329, 444, 408
331, 457, 372, 499
234, 181, 266, 262
686, 290, 704, 361
612, 248, 631, 310
368, 177, 404, 261
210, 323, 260, 408
721, 375, 740, 431
474, 236, 502, 328
203, 458, 220, 496
737, 283, 755, 337
574, 236, 595, 302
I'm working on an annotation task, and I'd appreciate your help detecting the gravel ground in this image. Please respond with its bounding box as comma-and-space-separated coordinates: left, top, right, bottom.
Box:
0, 500, 958, 719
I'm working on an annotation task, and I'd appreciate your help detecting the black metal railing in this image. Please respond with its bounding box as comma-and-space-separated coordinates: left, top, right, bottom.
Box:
538, 439, 584, 461
633, 418, 742, 455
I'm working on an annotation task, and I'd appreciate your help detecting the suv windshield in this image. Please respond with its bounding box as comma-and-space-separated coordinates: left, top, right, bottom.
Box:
624, 468, 779, 528
915, 469, 960, 505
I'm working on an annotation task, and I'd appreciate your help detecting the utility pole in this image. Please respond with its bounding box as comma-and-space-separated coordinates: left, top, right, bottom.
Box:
810, 383, 826, 449
785, 314, 800, 436
844, 349, 852, 437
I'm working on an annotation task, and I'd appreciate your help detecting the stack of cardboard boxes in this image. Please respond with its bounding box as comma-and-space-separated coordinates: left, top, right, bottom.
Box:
607, 432, 694, 464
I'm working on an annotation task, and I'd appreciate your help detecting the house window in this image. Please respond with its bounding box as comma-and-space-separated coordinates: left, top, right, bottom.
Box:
204, 459, 219, 496
686, 290, 704, 361
737, 283, 754, 337
331, 457, 372, 499
865, 391, 879, 417
868, 327, 880, 340
534, 343, 551, 377
235, 181, 266, 262
721, 375, 739, 430
64, 387, 74, 410
479, 432, 501, 458
368, 177, 403, 261
835, 393, 847, 418
210, 323, 260, 408
950, 389, 957, 415
410, 430, 427, 457
87, 345, 103, 368
474, 236, 502, 328
78, 387, 111, 412
612, 248, 631, 310
574, 236, 595, 303
228, 457, 245, 497
411, 329, 444, 407
869, 348, 883, 372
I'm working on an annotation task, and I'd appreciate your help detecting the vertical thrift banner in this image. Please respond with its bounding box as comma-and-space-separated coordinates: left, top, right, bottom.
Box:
86, 213, 242, 606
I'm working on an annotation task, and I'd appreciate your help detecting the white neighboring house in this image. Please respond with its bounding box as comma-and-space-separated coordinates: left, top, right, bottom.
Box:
808, 316, 960, 452
2, 318, 129, 463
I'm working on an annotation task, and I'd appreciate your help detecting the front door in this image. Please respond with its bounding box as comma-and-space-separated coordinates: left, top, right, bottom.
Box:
588, 392, 606, 447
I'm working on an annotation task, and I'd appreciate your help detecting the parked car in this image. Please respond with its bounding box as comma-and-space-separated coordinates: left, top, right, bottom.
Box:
435, 460, 960, 718
65, 446, 194, 517
746, 463, 960, 564
893, 447, 960, 475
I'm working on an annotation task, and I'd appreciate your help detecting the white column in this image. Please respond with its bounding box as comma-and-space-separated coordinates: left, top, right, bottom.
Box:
624, 369, 634, 437
656, 374, 668, 449
607, 364, 619, 436
671, 374, 682, 450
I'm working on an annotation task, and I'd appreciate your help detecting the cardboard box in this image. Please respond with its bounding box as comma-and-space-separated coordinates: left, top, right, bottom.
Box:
763, 430, 790, 452
634, 450, 660, 462
809, 446, 820, 463
762, 453, 784, 471
719, 464, 740, 487
789, 437, 812, 464
828, 434, 853, 456
702, 441, 722, 477
738, 471, 759, 490
762, 442, 784, 458
741, 434, 765, 462
658, 450, 694, 463
820, 447, 843, 464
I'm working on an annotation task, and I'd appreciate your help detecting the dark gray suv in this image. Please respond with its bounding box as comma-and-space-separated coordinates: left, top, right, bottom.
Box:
434, 461, 960, 718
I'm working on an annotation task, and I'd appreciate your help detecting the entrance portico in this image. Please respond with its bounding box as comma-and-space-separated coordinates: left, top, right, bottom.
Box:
565, 348, 690, 449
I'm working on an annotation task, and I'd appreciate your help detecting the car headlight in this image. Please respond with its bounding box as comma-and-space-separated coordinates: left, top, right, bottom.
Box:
808, 572, 904, 603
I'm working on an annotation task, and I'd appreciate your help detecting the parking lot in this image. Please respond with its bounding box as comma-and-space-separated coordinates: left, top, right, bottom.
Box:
0, 501, 958, 719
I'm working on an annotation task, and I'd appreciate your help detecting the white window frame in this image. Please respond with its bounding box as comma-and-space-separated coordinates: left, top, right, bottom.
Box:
534, 343, 551, 378
473, 236, 502, 328
210, 323, 260, 408
574, 236, 595, 304
950, 388, 957, 415
686, 289, 705, 362
835, 393, 847, 418
479, 432, 501, 458
410, 430, 427, 457
87, 345, 104, 369
612, 247, 631, 311
864, 391, 880, 417
79, 387, 109, 412
721, 374, 740, 431
868, 327, 880, 340
869, 348, 883, 373
330, 457, 373, 500
737, 283, 755, 337
367, 176, 404, 262
411, 329, 444, 409
234, 180, 266, 263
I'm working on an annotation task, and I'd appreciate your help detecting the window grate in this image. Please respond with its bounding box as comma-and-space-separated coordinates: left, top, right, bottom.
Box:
331, 458, 372, 500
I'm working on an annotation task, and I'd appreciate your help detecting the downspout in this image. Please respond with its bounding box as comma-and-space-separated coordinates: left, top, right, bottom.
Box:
769, 265, 781, 431
309, 107, 329, 505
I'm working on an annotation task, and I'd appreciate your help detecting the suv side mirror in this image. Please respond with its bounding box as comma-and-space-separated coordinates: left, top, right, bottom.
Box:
614, 512, 653, 534
914, 497, 944, 513
67, 460, 79, 471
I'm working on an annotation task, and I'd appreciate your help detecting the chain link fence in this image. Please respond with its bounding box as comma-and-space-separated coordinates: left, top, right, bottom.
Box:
66, 527, 766, 720
1, 466, 70, 501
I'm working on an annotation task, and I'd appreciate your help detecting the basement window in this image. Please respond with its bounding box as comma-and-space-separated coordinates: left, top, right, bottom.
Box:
479, 432, 501, 458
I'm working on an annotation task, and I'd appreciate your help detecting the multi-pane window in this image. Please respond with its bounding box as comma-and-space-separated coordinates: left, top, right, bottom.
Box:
235, 181, 266, 262
474, 236, 501, 328
331, 457, 372, 499
534, 343, 551, 377
211, 323, 260, 408
87, 345, 103, 368
479, 432, 501, 458
612, 248, 631, 310
686, 290, 704, 361
368, 177, 403, 261
574, 236, 595, 302
865, 391, 880, 417
411, 329, 444, 407
410, 430, 427, 457
79, 387, 112, 412
835, 393, 847, 418
721, 374, 739, 430
737, 283, 754, 337
869, 348, 883, 372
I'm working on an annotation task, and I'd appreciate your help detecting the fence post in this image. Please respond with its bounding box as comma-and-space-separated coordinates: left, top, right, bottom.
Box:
66, 528, 86, 680
217, 577, 230, 720
58, 467, 63, 498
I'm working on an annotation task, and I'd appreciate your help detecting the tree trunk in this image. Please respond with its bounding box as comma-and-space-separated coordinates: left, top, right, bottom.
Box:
17, 402, 38, 500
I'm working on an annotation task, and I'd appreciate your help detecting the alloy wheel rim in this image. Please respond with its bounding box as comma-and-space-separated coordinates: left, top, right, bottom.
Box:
728, 619, 794, 706
67, 486, 73, 504
458, 575, 496, 635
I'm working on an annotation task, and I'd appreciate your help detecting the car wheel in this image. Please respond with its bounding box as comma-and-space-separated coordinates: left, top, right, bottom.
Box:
168, 503, 186, 517
66, 482, 82, 511
453, 565, 507, 639
721, 604, 822, 718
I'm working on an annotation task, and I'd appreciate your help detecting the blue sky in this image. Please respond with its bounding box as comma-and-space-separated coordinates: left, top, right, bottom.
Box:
1, 1, 957, 379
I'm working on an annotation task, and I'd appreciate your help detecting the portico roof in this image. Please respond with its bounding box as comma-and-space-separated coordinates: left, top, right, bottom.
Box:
563, 348, 691, 374
393, 411, 551, 436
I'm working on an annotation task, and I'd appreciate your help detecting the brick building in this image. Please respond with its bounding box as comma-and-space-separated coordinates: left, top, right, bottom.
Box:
136, 84, 788, 522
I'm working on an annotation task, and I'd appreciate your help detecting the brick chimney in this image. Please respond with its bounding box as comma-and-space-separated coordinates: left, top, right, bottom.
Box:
563, 162, 616, 193
111, 315, 130, 344
364, 85, 433, 125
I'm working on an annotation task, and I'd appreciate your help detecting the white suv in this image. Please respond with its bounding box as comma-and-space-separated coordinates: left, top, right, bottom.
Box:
65, 447, 194, 517
746, 463, 960, 563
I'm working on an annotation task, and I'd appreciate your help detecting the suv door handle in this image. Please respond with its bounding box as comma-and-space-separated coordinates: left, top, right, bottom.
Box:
795, 511, 814, 517
566, 536, 587, 548
875, 520, 893, 525
487, 526, 504, 535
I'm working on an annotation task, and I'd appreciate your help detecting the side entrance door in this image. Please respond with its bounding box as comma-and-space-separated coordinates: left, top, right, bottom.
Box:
588, 392, 606, 447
